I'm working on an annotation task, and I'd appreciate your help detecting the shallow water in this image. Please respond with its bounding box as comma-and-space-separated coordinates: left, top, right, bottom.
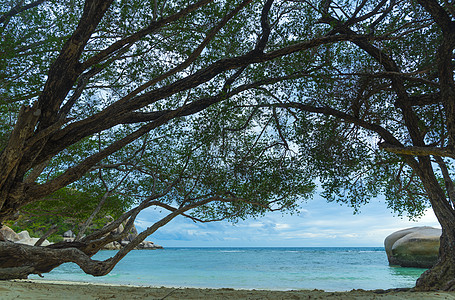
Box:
30, 247, 427, 291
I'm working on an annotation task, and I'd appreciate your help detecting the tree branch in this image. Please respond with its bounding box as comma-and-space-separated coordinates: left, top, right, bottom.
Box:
255, 0, 274, 52
268, 102, 402, 147
36, 0, 115, 129
417, 0, 455, 33
0, 0, 45, 25
34, 224, 58, 247
379, 142, 455, 159
100, 0, 253, 106
80, 0, 215, 71
434, 156, 455, 207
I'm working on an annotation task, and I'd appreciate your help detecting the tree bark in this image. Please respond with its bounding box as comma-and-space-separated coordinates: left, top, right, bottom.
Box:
0, 241, 113, 278
416, 230, 455, 291
410, 157, 455, 291
0, 196, 227, 280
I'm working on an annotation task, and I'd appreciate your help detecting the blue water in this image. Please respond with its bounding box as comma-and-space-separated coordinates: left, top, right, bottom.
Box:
30, 247, 427, 291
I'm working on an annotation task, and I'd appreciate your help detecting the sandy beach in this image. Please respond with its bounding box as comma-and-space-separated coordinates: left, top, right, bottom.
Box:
1, 280, 455, 300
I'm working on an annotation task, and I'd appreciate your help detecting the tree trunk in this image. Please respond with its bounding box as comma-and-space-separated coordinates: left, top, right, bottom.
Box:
412, 157, 455, 291
0, 241, 113, 279
0, 199, 190, 280
416, 230, 455, 291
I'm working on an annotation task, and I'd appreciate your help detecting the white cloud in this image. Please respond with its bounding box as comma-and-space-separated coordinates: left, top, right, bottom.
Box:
133, 196, 442, 247
276, 223, 291, 230
286, 232, 338, 239
134, 218, 155, 229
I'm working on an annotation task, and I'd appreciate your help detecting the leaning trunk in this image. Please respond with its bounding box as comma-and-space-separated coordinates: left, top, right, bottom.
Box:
416, 229, 455, 291
0, 241, 113, 279
413, 157, 455, 291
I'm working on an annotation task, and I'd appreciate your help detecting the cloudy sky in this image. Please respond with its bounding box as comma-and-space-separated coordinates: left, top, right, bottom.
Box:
134, 193, 440, 248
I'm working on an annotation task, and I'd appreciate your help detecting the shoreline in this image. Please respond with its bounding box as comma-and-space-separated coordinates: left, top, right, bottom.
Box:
1, 280, 455, 299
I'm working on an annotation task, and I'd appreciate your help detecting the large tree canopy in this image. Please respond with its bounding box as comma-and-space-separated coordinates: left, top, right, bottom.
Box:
1, 0, 455, 291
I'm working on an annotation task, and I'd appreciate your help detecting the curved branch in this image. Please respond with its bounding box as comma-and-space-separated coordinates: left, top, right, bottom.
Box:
36, 0, 115, 129
0, 0, 45, 25
379, 143, 455, 159
102, 0, 253, 106
0, 240, 115, 277
42, 33, 356, 158
345, 0, 389, 27
434, 156, 455, 207
269, 102, 402, 147
255, 0, 274, 52
85, 196, 245, 276
80, 0, 215, 71
417, 0, 455, 33
25, 114, 172, 200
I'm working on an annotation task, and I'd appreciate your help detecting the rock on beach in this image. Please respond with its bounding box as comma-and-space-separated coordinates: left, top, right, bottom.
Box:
384, 226, 441, 268
0, 225, 51, 246
0, 224, 161, 250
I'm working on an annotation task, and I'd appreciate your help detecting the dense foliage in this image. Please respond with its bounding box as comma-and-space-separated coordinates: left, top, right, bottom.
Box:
1, 0, 455, 290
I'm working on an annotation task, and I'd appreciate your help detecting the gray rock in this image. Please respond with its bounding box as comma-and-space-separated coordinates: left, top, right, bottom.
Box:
1, 226, 51, 246
137, 241, 163, 250
17, 230, 31, 241
130, 226, 138, 236
103, 242, 121, 250
99, 220, 163, 250
15, 230, 51, 246
125, 226, 138, 242
0, 225, 20, 242
384, 226, 441, 268
112, 223, 124, 235
125, 233, 135, 242
120, 240, 130, 246
63, 230, 75, 238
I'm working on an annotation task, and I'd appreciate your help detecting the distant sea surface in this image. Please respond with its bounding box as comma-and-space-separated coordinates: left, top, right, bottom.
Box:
30, 247, 427, 291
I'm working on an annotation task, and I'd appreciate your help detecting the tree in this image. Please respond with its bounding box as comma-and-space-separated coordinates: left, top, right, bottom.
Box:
0, 0, 454, 291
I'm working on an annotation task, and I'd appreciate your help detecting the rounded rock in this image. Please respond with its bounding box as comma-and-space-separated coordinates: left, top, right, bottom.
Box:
384, 226, 441, 268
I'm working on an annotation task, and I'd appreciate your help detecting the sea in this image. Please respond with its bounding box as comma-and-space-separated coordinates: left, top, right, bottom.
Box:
30, 247, 427, 291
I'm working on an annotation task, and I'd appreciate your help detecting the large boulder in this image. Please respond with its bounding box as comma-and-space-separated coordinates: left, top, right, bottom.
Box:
384, 226, 441, 268
103, 241, 122, 250
16, 230, 51, 246
111, 223, 124, 235
0, 225, 20, 242
0, 227, 52, 246
63, 230, 75, 238
137, 241, 163, 250
125, 226, 138, 242
63, 230, 75, 242
101, 220, 162, 250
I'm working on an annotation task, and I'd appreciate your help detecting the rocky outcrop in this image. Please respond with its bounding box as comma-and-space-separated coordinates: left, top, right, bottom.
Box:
17, 230, 52, 246
384, 226, 441, 268
103, 240, 163, 250
0, 223, 161, 250
101, 222, 162, 250
137, 241, 163, 250
63, 230, 76, 242
0, 225, 20, 242
0, 225, 51, 246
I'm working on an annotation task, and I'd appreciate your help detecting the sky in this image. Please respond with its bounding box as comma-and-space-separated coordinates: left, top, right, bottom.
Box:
134, 194, 441, 248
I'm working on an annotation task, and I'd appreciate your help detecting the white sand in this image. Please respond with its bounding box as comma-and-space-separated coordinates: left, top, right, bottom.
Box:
1, 280, 455, 299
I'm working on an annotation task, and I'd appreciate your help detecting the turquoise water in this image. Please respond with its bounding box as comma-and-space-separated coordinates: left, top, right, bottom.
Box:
30, 247, 427, 291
